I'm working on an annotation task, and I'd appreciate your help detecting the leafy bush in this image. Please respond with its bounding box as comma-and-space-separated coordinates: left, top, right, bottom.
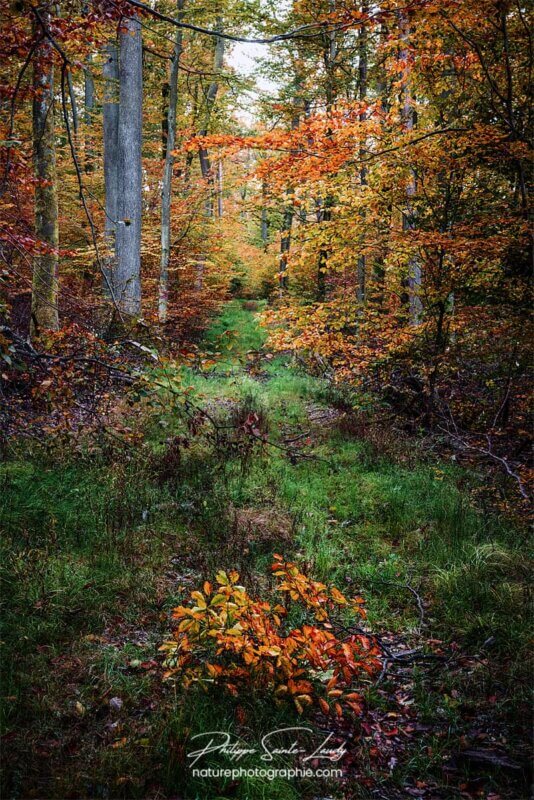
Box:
160, 555, 380, 716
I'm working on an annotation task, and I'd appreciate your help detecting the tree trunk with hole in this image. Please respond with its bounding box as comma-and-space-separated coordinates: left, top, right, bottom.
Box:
115, 15, 143, 317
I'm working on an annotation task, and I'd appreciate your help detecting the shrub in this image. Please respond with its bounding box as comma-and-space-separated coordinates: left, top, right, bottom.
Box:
160, 555, 380, 716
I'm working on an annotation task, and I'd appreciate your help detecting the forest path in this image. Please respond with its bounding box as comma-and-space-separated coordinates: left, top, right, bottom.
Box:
139, 300, 522, 798
1, 300, 526, 800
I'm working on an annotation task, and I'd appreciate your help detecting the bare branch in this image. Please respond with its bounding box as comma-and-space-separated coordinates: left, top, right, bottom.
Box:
123, 0, 328, 44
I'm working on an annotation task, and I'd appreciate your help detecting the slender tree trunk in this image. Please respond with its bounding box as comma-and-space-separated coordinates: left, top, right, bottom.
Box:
67, 71, 79, 136
81, 3, 94, 173
31, 13, 59, 338
184, 151, 193, 193
279, 88, 302, 295
159, 0, 185, 323
182, 82, 198, 197
198, 17, 224, 219
325, 0, 338, 114
161, 80, 170, 160
316, 199, 328, 301
194, 258, 205, 291
102, 40, 119, 298
279, 206, 293, 294
84, 55, 95, 172
115, 15, 143, 317
400, 14, 422, 325
217, 159, 224, 218
357, 1, 368, 306
369, 22, 391, 311
261, 180, 269, 246
317, 0, 337, 301
261, 208, 269, 244
195, 18, 224, 291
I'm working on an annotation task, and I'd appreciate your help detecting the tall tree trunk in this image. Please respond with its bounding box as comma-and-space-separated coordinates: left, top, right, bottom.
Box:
317, 0, 337, 301
195, 18, 224, 291
161, 80, 170, 160
84, 55, 95, 172
198, 17, 224, 220
102, 40, 119, 299
261, 208, 268, 244
115, 15, 143, 317
279, 205, 293, 294
159, 0, 185, 324
316, 197, 331, 301
67, 71, 79, 136
400, 14, 422, 325
31, 13, 59, 338
261, 180, 269, 247
217, 159, 224, 218
324, 0, 338, 114
357, 1, 368, 306
278, 98, 301, 296
369, 22, 391, 311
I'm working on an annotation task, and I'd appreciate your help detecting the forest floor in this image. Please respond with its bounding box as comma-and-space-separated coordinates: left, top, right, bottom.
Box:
1, 300, 531, 800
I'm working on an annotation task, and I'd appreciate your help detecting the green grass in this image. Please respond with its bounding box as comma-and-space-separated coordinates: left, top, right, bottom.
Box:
203, 299, 268, 356
0, 300, 530, 799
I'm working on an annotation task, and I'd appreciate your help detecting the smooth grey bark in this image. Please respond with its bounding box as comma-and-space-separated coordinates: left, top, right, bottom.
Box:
31, 12, 59, 337
102, 40, 119, 298
159, 0, 185, 323
115, 15, 143, 317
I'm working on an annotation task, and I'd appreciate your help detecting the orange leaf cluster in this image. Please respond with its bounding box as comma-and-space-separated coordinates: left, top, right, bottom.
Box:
160, 556, 380, 717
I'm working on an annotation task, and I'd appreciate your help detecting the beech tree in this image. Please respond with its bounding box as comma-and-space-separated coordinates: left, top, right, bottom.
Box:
115, 13, 143, 317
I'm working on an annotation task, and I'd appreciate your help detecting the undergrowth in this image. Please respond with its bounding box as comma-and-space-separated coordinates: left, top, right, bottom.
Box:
0, 301, 530, 799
